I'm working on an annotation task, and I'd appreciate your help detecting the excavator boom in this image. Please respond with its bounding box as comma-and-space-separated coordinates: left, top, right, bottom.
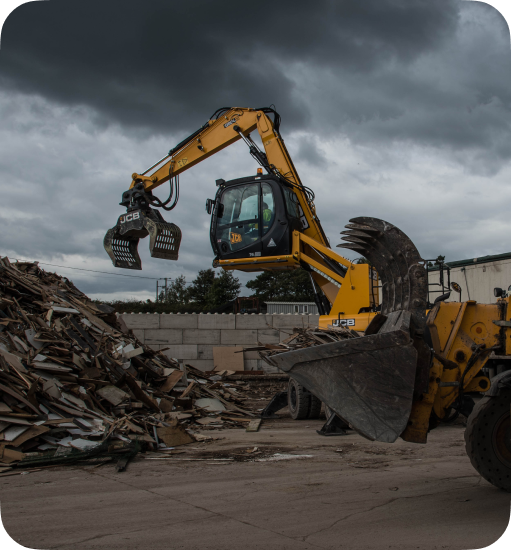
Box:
104, 106, 380, 318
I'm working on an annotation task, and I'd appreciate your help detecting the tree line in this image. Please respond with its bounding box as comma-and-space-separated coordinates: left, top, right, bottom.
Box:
106, 268, 316, 314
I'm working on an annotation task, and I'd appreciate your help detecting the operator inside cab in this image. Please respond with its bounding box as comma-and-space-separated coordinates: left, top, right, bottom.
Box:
262, 201, 274, 233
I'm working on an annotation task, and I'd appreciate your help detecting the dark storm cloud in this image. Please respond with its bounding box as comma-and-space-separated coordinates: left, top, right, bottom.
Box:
1, 0, 460, 136
1, 1, 511, 301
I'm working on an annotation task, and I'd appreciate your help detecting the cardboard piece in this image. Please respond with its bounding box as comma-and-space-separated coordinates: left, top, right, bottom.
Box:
213, 347, 245, 371
246, 419, 262, 432
156, 421, 194, 447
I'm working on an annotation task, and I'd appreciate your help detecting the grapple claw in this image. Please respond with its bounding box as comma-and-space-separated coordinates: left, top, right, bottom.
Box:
103, 208, 182, 269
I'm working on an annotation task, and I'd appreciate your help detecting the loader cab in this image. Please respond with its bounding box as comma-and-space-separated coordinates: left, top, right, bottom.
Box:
208, 175, 303, 262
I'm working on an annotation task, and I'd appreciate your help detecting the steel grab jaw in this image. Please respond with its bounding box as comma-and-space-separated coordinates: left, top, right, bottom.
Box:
104, 208, 182, 270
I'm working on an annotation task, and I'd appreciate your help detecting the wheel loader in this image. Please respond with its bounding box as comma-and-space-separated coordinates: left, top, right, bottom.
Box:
271, 217, 511, 491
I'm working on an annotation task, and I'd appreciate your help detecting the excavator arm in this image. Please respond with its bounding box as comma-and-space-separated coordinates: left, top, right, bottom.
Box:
104, 106, 379, 316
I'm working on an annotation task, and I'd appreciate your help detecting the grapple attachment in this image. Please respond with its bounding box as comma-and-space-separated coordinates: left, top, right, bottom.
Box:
274, 217, 431, 443
104, 208, 182, 270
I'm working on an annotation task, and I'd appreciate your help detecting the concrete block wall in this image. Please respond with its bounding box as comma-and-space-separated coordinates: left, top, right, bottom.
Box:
119, 313, 320, 373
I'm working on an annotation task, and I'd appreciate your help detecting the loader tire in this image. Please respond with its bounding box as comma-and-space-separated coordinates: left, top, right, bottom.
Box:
465, 390, 511, 491
288, 379, 310, 420
307, 394, 322, 419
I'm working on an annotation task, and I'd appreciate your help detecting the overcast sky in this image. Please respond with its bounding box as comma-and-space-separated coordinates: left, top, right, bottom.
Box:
0, 0, 510, 301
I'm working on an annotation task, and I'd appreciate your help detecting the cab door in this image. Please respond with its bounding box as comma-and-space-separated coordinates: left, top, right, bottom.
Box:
214, 183, 263, 259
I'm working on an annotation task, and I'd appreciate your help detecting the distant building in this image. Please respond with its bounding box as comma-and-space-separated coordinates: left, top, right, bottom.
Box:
265, 302, 318, 314
428, 252, 511, 304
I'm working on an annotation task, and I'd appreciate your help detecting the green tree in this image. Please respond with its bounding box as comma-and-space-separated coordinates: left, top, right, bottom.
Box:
246, 270, 314, 302
160, 275, 189, 305
188, 269, 216, 304
205, 271, 241, 310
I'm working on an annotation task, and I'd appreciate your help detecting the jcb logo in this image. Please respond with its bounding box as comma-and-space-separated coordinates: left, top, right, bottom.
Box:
120, 212, 140, 224
333, 318, 355, 327
224, 118, 238, 128
230, 232, 242, 244
177, 158, 188, 168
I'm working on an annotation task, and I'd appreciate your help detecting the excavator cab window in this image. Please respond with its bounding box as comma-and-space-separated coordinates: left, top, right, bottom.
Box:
216, 183, 259, 251
262, 183, 275, 236
210, 175, 303, 261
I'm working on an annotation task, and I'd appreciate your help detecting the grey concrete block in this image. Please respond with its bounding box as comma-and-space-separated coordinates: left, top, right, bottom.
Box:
131, 329, 145, 343
271, 315, 305, 329
257, 329, 280, 344
181, 359, 214, 372
160, 314, 198, 329
235, 315, 270, 329
198, 315, 236, 330
305, 314, 321, 328
279, 330, 296, 342
183, 329, 221, 345
197, 344, 213, 360
144, 329, 183, 345
243, 350, 261, 360
261, 363, 281, 374
221, 329, 258, 345
147, 344, 161, 351
160, 345, 198, 360
265, 314, 276, 327
244, 359, 260, 371
120, 314, 159, 329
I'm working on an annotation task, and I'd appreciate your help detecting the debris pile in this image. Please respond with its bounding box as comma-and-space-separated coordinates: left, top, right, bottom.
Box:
0, 258, 263, 473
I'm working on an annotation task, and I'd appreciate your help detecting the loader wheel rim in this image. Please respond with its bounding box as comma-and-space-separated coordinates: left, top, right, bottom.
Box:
493, 411, 511, 468
289, 385, 297, 411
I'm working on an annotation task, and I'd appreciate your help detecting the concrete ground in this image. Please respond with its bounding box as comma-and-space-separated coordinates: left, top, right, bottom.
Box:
1, 417, 510, 550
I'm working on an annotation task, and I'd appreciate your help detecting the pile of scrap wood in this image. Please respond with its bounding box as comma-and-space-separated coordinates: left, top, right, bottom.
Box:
0, 258, 258, 473
251, 326, 358, 367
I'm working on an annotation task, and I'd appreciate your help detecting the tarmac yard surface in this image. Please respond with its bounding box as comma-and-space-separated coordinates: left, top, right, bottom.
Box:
1, 418, 509, 550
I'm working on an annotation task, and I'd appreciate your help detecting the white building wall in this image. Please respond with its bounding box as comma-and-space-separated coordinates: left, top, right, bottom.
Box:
428, 258, 511, 304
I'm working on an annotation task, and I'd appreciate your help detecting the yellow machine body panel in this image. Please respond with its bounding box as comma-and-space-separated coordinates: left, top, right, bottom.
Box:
402, 300, 500, 443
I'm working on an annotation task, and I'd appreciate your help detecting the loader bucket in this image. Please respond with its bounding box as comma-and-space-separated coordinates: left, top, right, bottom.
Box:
104, 208, 182, 270
272, 311, 417, 443
278, 217, 431, 443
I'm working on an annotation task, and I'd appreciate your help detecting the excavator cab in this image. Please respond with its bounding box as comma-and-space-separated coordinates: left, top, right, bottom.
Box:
208, 174, 303, 262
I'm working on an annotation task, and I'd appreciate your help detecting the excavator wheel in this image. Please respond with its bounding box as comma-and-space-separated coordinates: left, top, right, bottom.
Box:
287, 379, 310, 420
465, 390, 511, 491
307, 394, 322, 419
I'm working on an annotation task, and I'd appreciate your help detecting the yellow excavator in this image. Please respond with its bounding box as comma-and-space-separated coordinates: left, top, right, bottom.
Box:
104, 106, 379, 328
104, 106, 380, 422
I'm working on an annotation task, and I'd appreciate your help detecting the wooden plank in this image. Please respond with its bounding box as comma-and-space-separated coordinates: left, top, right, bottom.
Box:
160, 370, 183, 393
10, 425, 49, 447
180, 382, 195, 399
0, 383, 40, 415
124, 374, 160, 412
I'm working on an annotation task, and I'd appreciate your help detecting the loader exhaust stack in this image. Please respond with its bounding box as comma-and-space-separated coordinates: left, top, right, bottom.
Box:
103, 183, 182, 270
273, 217, 431, 443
